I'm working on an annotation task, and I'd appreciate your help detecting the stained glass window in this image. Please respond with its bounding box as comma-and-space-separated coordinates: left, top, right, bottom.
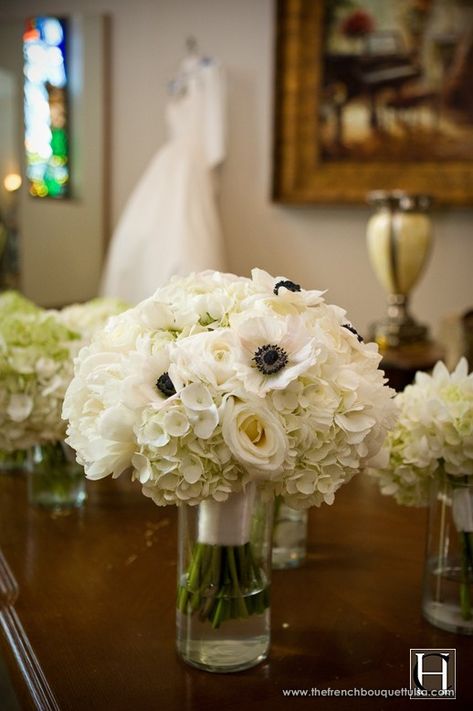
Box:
23, 17, 70, 199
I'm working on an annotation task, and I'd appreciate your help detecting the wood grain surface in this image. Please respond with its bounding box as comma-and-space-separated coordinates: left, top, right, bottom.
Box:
1, 471, 472, 710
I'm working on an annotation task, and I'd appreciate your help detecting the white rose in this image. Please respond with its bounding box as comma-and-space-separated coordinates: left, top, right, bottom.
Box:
96, 314, 141, 351
222, 397, 288, 477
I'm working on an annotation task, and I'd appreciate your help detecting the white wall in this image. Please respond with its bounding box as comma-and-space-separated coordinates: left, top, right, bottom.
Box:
0, 68, 19, 215
1, 0, 472, 332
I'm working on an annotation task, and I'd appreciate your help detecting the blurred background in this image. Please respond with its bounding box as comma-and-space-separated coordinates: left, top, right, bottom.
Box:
0, 0, 472, 338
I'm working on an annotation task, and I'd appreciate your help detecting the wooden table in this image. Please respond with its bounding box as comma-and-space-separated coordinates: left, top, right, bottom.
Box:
1, 472, 472, 710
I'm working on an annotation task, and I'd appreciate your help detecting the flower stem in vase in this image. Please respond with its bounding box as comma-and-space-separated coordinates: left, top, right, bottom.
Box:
451, 477, 473, 622
177, 541, 269, 627
176, 483, 272, 672
27, 441, 86, 510
0, 449, 27, 473
272, 495, 308, 569
460, 531, 473, 621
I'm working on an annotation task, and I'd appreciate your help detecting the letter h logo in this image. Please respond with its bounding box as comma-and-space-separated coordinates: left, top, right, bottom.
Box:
410, 648, 456, 700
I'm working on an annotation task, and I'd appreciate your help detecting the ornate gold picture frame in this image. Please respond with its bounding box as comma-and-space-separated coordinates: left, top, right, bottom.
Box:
273, 0, 473, 205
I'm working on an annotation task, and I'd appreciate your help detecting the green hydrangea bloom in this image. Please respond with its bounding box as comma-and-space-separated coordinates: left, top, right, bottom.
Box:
0, 309, 80, 452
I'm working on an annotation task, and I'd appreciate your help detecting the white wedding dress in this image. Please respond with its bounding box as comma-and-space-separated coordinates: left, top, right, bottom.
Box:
100, 57, 226, 303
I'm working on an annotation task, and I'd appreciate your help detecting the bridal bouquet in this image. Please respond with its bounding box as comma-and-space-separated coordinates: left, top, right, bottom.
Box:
64, 269, 396, 626
369, 359, 473, 619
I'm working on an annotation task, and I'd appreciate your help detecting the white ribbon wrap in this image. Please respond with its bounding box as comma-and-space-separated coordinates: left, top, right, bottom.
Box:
197, 484, 256, 546
452, 487, 473, 533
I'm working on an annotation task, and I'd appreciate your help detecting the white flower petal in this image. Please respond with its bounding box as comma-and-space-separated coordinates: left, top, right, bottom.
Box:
7, 394, 33, 423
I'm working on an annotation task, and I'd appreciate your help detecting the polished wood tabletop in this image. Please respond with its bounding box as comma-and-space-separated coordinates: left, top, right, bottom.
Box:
0, 471, 472, 710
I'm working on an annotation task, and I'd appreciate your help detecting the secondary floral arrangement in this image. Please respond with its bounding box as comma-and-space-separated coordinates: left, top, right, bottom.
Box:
0, 290, 39, 318
0, 296, 78, 453
0, 292, 127, 454
369, 359, 473, 621
64, 269, 396, 631
57, 297, 129, 340
369, 359, 473, 505
0, 292, 41, 467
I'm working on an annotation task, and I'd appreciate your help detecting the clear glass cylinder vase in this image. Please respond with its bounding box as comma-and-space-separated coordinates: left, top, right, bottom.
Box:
176, 483, 273, 672
422, 475, 473, 635
272, 497, 308, 569
27, 441, 86, 510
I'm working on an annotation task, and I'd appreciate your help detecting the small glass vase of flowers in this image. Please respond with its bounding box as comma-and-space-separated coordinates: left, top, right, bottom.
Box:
369, 359, 473, 635
0, 291, 127, 508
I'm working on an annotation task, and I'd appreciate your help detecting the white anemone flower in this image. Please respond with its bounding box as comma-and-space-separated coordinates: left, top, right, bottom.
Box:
120, 341, 178, 412
231, 313, 319, 396
244, 268, 326, 313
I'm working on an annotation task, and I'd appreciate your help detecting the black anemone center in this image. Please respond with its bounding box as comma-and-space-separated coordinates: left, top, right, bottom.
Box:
253, 344, 289, 375
273, 280, 301, 295
343, 323, 364, 343
156, 372, 176, 397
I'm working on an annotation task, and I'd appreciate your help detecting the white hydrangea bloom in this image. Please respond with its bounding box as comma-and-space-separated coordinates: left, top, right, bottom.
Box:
63, 269, 397, 507
369, 358, 473, 506
0, 309, 80, 451
0, 292, 129, 453
57, 297, 129, 340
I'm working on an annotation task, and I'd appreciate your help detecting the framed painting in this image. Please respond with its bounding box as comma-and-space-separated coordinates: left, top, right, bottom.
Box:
273, 0, 473, 204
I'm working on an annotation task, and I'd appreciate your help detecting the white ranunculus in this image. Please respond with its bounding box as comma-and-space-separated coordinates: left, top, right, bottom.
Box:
169, 328, 237, 390
95, 312, 142, 352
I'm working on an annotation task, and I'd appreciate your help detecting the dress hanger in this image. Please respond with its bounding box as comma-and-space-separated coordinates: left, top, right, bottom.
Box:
168, 37, 212, 96
185, 35, 199, 58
